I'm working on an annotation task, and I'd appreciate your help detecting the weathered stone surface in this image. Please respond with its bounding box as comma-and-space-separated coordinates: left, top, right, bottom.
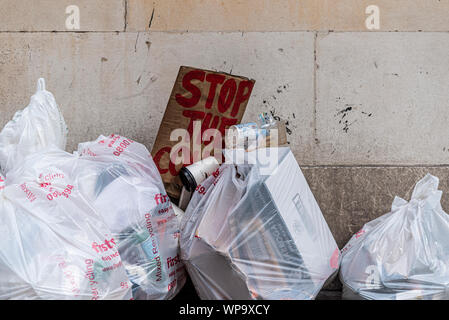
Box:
0, 32, 155, 151
316, 32, 449, 165
127, 0, 449, 32
4, 26, 449, 168
0, 31, 314, 159
0, 0, 125, 31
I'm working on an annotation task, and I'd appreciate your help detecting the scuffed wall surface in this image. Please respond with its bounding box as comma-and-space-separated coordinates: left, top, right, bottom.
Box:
1, 0, 449, 298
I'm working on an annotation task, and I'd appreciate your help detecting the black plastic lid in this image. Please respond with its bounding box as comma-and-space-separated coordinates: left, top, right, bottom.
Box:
179, 167, 197, 192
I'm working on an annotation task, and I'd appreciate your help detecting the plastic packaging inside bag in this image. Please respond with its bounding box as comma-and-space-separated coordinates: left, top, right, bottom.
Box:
340, 174, 449, 300
0, 79, 185, 299
180, 148, 340, 300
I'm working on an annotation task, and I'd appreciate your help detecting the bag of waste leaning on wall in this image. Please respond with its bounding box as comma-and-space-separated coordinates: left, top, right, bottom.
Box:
74, 135, 186, 299
340, 174, 449, 300
180, 147, 340, 300
0, 79, 132, 299
0, 79, 185, 299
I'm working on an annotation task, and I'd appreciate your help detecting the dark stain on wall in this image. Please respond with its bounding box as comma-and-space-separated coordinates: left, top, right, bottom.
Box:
335, 98, 373, 133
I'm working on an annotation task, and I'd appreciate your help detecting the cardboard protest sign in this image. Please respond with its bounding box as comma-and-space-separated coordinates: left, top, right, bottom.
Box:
151, 66, 255, 199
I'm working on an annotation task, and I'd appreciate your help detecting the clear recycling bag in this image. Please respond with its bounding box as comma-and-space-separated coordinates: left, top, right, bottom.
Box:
0, 79, 185, 299
74, 135, 186, 299
0, 79, 132, 299
180, 148, 340, 300
340, 174, 449, 300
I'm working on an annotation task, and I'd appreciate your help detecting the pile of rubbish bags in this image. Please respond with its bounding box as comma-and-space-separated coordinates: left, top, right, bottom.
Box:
3, 79, 449, 300
0, 79, 184, 299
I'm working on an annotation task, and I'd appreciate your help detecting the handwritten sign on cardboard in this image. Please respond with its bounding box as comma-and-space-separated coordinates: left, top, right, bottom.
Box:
151, 66, 255, 199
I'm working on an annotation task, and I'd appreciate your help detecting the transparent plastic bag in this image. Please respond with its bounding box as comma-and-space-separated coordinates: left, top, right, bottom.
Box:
0, 79, 184, 299
340, 174, 449, 300
0, 80, 132, 299
180, 148, 340, 300
0, 78, 67, 175
74, 135, 186, 299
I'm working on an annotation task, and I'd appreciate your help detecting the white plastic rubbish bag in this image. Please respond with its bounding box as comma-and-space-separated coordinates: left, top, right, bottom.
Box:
74, 134, 186, 299
0, 79, 132, 299
0, 79, 185, 299
0, 78, 67, 176
180, 148, 340, 300
340, 174, 449, 300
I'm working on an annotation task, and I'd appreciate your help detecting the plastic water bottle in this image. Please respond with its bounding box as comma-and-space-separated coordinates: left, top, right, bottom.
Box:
225, 113, 279, 150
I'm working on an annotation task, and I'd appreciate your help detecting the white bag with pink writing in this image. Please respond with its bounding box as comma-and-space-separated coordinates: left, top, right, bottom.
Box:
0, 79, 132, 299
0, 79, 185, 300
74, 134, 186, 299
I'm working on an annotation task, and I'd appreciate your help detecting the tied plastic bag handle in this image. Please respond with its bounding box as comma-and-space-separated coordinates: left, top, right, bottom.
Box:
392, 174, 442, 211
412, 173, 442, 209
37, 78, 46, 92
411, 173, 439, 201
391, 196, 408, 212
0, 78, 68, 175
